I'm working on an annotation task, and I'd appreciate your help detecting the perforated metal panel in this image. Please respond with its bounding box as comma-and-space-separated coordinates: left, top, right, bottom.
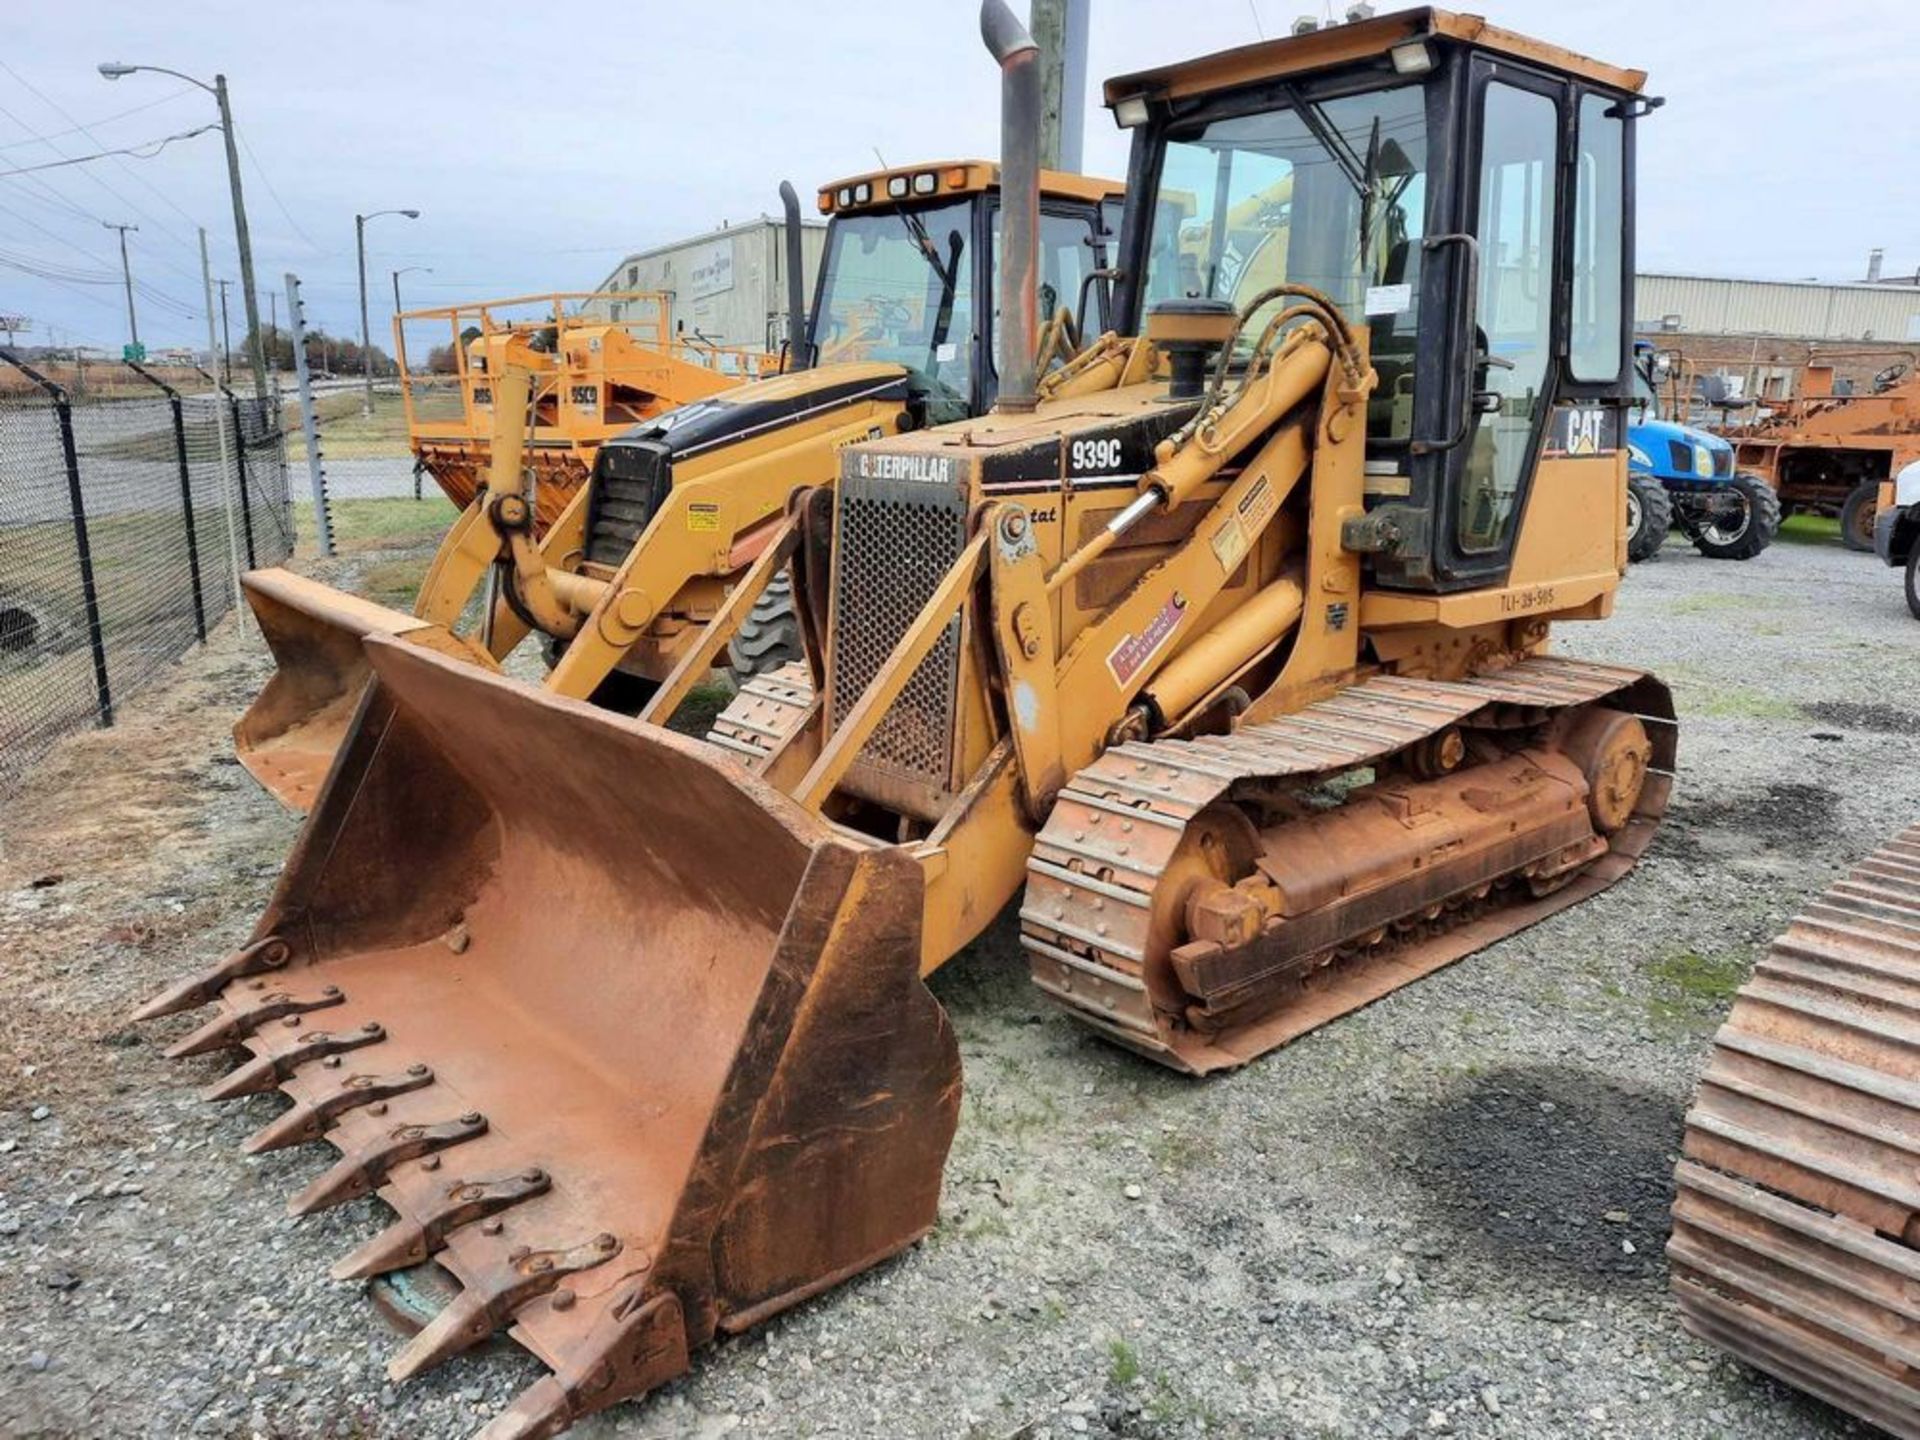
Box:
829, 472, 969, 794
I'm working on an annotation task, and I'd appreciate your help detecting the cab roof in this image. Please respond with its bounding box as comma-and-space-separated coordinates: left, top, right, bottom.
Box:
1104, 7, 1645, 108
818, 161, 1124, 216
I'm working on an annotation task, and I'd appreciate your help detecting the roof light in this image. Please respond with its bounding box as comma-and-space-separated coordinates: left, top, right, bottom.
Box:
1389, 40, 1434, 74
837, 186, 853, 207
853, 182, 872, 204
1292, 16, 1318, 34
887, 175, 909, 198
945, 166, 970, 188
912, 171, 937, 195
1113, 95, 1150, 128
817, 191, 833, 214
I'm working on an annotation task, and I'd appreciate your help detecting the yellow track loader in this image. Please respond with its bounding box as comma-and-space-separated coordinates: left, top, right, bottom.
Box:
142, 7, 1672, 1436
236, 163, 1125, 811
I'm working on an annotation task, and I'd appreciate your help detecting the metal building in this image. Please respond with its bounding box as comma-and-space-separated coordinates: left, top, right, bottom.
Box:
586, 218, 828, 356
1637, 273, 1920, 345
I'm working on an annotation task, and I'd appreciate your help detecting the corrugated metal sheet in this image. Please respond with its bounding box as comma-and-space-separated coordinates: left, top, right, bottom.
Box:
1637, 273, 1920, 344
583, 219, 829, 354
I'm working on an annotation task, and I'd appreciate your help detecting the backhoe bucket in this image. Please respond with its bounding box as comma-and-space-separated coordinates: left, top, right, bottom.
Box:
232, 567, 484, 813
140, 636, 961, 1439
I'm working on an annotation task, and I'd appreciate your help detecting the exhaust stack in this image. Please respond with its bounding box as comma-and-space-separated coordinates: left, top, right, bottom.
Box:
981, 0, 1041, 412
778, 180, 810, 369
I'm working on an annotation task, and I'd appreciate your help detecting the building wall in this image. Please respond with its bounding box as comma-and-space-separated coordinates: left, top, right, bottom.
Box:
1637, 274, 1920, 346
586, 220, 828, 356
1633, 272, 1920, 401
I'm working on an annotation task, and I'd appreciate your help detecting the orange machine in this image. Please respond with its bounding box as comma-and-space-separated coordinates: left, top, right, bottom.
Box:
394, 292, 779, 533
1720, 359, 1920, 550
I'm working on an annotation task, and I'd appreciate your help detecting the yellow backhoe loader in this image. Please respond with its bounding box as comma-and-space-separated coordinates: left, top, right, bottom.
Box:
235, 163, 1125, 811
140, 8, 1674, 1437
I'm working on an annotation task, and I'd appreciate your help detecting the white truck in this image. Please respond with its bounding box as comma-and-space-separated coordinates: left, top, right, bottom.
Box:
1872, 458, 1920, 619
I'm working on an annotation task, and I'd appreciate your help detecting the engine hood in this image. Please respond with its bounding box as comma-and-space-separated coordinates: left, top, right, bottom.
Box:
603, 361, 911, 462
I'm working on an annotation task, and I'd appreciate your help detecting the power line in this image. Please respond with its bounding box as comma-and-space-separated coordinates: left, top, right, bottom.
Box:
0, 122, 219, 177
0, 59, 208, 247
232, 121, 330, 258
0, 86, 198, 151
0, 96, 215, 293
0, 199, 203, 318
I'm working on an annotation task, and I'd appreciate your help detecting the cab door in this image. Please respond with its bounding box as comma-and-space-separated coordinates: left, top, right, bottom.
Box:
1432, 59, 1632, 590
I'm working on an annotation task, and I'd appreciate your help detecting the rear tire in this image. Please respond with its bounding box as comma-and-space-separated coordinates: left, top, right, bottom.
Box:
1839, 480, 1880, 552
727, 567, 803, 682
1690, 474, 1780, 560
1626, 476, 1672, 564
1906, 544, 1920, 620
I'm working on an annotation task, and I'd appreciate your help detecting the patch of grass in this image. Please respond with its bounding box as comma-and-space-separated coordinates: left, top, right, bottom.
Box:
1690, 687, 1799, 721
293, 391, 411, 459
298, 496, 457, 553
1107, 1339, 1141, 1388
1645, 948, 1747, 1035
358, 558, 422, 609
1776, 512, 1841, 545
958, 1211, 1010, 1242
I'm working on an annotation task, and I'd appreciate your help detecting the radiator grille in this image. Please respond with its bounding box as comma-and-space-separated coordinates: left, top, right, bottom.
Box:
829, 474, 969, 792
585, 442, 670, 568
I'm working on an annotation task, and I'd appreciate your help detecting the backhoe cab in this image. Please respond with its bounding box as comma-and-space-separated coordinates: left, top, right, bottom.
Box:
144, 10, 1671, 1438
235, 161, 1123, 810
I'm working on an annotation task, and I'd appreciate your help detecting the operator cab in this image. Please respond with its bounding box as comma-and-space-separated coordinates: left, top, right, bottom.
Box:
814, 161, 1124, 423
1107, 7, 1653, 592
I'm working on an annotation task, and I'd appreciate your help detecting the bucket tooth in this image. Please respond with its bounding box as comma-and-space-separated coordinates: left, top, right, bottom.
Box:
202, 1023, 387, 1102
288, 1113, 488, 1218
473, 1290, 690, 1440
132, 935, 293, 1022
163, 984, 346, 1058
331, 1167, 554, 1280
242, 1065, 435, 1155
388, 1233, 624, 1383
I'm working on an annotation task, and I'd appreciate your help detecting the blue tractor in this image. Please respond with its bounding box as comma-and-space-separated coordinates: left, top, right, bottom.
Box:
1626, 341, 1780, 563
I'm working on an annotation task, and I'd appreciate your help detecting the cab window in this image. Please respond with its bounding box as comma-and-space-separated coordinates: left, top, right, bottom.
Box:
1457, 81, 1559, 555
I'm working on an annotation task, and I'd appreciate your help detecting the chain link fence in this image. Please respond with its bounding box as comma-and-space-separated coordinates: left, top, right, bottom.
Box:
0, 356, 292, 794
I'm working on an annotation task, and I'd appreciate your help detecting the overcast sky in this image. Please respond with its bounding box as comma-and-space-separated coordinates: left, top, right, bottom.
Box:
5, 0, 1916, 352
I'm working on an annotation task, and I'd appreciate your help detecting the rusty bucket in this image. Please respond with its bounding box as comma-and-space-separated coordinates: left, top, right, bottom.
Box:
142, 635, 961, 1438
231, 568, 484, 813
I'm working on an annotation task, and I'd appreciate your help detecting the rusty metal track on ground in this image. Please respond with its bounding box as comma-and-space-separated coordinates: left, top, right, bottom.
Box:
1020, 655, 1676, 1073
705, 662, 814, 770
1670, 822, 1920, 1439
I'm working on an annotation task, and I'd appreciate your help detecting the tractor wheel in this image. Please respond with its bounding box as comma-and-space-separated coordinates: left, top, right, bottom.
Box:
727, 567, 803, 683
1839, 480, 1880, 552
1626, 476, 1672, 564
1691, 474, 1780, 560
1906, 544, 1920, 620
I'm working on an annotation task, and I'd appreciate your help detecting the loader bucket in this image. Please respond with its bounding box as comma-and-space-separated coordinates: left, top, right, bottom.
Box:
142, 637, 961, 1439
232, 567, 487, 813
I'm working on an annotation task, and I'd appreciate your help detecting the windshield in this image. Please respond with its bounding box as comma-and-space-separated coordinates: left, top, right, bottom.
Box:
813, 200, 973, 402
1142, 83, 1428, 440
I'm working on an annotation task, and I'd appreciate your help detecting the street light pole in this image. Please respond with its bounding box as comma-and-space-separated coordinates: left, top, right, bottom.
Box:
97, 63, 268, 400
103, 221, 140, 350
355, 208, 420, 415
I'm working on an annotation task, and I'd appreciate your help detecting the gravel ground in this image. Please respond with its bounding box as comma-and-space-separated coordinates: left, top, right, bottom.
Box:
0, 527, 1915, 1440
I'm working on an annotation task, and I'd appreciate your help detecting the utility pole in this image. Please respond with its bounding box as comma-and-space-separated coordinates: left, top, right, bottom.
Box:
216, 279, 233, 383
1031, 0, 1088, 173
199, 227, 246, 631
103, 221, 141, 351
212, 75, 268, 401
